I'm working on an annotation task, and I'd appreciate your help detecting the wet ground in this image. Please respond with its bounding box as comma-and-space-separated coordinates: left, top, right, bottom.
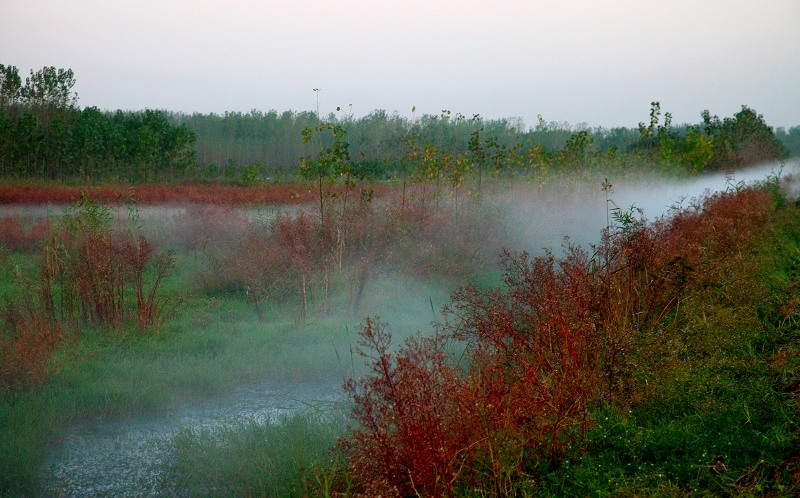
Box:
39, 380, 344, 497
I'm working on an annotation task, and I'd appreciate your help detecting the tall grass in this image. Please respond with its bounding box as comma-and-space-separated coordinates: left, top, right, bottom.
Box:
160, 410, 347, 497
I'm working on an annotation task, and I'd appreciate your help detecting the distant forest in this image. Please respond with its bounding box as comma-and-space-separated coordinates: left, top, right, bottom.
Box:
1, 64, 797, 183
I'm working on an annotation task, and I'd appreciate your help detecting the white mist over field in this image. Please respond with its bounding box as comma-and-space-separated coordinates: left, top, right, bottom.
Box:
502, 159, 798, 255
35, 159, 799, 496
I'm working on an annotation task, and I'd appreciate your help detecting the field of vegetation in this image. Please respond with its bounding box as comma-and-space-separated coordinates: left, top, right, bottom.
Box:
1, 64, 800, 496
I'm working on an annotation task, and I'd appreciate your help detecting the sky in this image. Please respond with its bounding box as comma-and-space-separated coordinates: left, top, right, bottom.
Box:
3, 0, 799, 130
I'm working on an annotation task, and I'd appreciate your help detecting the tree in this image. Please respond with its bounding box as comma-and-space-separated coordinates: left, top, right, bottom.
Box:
0, 64, 22, 117
468, 115, 486, 197
702, 106, 788, 170
680, 125, 714, 172
300, 121, 352, 225
775, 126, 800, 157
21, 66, 78, 126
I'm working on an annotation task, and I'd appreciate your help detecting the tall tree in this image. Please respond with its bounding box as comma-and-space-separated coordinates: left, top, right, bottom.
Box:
21, 66, 78, 126
0, 64, 22, 118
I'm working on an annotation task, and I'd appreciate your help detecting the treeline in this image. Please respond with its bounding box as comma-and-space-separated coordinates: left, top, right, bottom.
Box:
0, 64, 795, 184
176, 103, 793, 182
0, 65, 195, 182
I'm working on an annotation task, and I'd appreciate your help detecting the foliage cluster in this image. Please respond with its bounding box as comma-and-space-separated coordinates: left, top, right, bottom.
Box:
0, 64, 196, 182
635, 102, 790, 172
775, 125, 800, 156
178, 103, 792, 182
337, 183, 794, 496
1, 175, 799, 495
702, 105, 791, 170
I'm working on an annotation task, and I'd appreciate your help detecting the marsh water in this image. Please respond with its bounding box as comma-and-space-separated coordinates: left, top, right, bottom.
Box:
30, 159, 800, 496
38, 380, 343, 497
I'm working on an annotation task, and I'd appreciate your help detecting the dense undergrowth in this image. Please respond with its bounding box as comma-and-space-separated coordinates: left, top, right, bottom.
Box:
1, 170, 799, 496
331, 181, 800, 496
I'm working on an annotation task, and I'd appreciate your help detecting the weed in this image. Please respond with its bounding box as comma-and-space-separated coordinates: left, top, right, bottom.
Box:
160, 410, 346, 497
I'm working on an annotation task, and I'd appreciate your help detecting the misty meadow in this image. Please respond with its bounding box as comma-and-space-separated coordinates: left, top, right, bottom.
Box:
1, 65, 800, 497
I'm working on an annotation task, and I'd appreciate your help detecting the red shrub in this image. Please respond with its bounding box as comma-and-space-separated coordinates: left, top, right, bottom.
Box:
0, 216, 50, 252
274, 210, 335, 319
341, 318, 471, 497
221, 226, 293, 321
0, 183, 391, 206
1, 305, 64, 389
445, 248, 600, 460
340, 186, 778, 494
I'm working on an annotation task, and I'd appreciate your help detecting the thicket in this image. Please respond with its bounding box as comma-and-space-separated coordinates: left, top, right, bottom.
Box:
1, 192, 182, 390
2, 173, 799, 495
336, 182, 800, 496
191, 191, 507, 324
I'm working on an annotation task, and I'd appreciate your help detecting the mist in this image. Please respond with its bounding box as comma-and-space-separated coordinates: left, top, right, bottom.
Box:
29, 158, 798, 495
501, 159, 797, 255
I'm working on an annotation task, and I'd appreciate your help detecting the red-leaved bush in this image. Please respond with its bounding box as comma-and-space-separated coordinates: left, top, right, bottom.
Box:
341, 317, 470, 497
1, 305, 64, 389
36, 221, 181, 331
339, 186, 777, 495
2, 197, 184, 388
196, 192, 505, 322
0, 216, 50, 252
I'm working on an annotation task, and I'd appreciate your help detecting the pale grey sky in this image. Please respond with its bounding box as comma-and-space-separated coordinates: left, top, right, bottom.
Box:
3, 0, 799, 129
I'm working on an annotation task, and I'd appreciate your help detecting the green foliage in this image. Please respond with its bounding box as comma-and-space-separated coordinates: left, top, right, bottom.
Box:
240, 164, 259, 186
1, 65, 794, 183
301, 121, 353, 223
161, 411, 345, 497
636, 101, 706, 170
561, 129, 593, 162
467, 115, 511, 196
631, 101, 788, 173
0, 64, 22, 115
703, 105, 789, 169
775, 125, 800, 156
0, 65, 196, 182
20, 66, 78, 122
680, 124, 715, 172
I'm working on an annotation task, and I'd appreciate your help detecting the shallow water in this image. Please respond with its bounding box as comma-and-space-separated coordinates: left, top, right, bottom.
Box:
39, 380, 343, 497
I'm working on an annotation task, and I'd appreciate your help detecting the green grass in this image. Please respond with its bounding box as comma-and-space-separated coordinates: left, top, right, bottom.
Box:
159, 410, 347, 497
